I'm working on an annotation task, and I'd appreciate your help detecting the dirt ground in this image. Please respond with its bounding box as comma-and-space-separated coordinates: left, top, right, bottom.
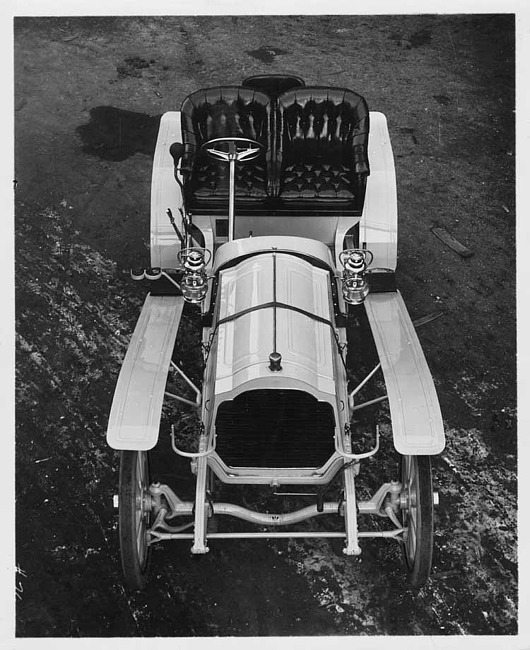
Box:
14, 14, 517, 639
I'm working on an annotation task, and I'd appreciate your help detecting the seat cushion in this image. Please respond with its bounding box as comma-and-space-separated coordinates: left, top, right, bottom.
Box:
193, 159, 268, 202
280, 161, 355, 202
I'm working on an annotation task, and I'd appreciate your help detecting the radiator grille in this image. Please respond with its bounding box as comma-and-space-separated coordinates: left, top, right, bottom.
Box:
214, 390, 336, 468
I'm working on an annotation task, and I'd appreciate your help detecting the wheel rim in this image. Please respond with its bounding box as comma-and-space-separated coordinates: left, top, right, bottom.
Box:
135, 451, 150, 567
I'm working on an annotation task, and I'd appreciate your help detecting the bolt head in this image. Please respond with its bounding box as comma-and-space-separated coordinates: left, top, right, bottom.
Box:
113, 495, 119, 509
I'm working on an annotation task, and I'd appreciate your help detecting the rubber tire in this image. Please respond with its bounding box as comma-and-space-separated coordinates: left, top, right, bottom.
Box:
400, 455, 434, 589
119, 450, 152, 590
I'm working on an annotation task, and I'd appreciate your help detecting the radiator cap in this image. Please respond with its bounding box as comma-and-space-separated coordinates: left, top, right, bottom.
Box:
269, 352, 282, 372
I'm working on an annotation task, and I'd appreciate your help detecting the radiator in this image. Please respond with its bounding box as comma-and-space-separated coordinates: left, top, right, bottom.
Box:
215, 390, 336, 468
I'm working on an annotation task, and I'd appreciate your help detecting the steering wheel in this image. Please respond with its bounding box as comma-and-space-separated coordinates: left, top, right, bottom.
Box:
201, 137, 264, 163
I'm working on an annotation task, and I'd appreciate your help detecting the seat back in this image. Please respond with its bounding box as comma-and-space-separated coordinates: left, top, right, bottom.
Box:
181, 87, 272, 160
277, 87, 370, 173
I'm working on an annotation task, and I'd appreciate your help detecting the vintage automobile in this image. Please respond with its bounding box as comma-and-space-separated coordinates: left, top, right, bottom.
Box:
106, 74, 445, 591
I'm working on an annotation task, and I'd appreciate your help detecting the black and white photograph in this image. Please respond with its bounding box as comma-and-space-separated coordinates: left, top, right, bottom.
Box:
8, 2, 526, 646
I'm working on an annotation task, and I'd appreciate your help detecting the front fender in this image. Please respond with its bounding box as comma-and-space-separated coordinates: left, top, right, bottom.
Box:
364, 291, 445, 455
106, 295, 184, 451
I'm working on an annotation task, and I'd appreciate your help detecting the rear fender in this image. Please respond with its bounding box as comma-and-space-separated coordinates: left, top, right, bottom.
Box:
360, 111, 398, 270
151, 111, 183, 269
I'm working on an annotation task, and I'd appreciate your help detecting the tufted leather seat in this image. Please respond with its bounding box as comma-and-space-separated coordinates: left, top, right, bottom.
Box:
177, 82, 371, 217
276, 87, 370, 214
180, 86, 273, 214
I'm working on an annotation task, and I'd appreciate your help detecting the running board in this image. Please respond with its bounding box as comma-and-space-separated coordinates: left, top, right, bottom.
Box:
107, 295, 185, 450
364, 291, 445, 455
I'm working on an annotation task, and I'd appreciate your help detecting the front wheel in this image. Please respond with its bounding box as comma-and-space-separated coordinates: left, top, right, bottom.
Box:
400, 455, 434, 588
119, 450, 152, 590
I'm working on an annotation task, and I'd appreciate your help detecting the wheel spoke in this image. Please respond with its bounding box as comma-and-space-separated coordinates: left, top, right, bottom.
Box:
206, 148, 230, 161
402, 456, 418, 561
136, 513, 144, 558
408, 506, 417, 559
202, 137, 264, 163
237, 147, 261, 160
136, 453, 148, 561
